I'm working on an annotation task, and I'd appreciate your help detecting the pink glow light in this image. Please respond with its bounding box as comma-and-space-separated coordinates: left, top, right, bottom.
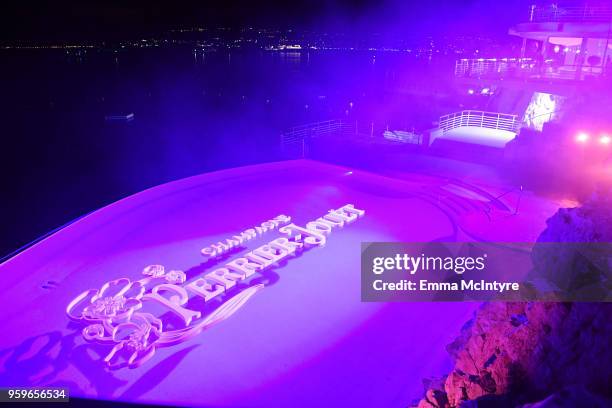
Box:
599, 134, 611, 145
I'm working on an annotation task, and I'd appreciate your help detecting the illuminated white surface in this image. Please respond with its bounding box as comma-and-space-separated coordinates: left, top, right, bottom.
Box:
436, 126, 517, 148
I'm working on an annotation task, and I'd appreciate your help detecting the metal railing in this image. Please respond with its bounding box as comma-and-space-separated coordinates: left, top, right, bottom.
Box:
454, 58, 535, 78
529, 4, 612, 23
282, 119, 354, 141
455, 58, 606, 80
280, 119, 356, 158
439, 111, 519, 134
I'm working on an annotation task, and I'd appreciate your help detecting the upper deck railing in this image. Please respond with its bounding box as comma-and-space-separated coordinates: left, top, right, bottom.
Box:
455, 58, 535, 78
455, 58, 605, 80
528, 4, 612, 23
439, 111, 520, 134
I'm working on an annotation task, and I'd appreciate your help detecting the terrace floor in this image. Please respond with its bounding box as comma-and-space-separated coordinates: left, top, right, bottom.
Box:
0, 159, 567, 407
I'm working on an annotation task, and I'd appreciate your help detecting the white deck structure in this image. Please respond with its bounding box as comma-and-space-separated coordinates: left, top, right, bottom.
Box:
432, 110, 519, 148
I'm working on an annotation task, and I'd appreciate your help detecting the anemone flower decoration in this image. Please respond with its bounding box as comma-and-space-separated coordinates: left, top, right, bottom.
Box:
164, 270, 187, 284
66, 273, 265, 369
66, 277, 159, 368
67, 277, 146, 323
141, 264, 186, 284
142, 264, 166, 278
101, 312, 164, 369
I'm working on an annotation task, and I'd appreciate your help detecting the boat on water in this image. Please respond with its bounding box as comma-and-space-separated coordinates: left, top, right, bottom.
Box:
104, 112, 134, 122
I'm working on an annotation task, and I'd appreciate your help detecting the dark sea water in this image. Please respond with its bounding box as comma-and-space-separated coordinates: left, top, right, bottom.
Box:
0, 47, 456, 256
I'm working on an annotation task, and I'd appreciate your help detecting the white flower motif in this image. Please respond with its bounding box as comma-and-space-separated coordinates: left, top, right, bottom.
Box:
142, 264, 165, 278
125, 331, 146, 352
85, 295, 129, 319
165, 270, 187, 284
66, 278, 146, 323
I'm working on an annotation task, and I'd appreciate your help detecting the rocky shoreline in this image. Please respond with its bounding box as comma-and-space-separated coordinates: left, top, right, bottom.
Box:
416, 302, 611, 408
415, 188, 612, 407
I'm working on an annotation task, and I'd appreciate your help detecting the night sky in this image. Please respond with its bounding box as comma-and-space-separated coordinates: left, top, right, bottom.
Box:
0, 0, 530, 40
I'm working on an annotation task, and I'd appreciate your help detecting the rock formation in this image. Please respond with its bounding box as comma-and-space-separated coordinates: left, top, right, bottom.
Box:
415, 187, 612, 407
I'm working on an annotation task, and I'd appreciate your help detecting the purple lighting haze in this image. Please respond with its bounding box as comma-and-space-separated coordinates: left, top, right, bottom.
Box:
1, 0, 612, 406
0, 160, 566, 406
